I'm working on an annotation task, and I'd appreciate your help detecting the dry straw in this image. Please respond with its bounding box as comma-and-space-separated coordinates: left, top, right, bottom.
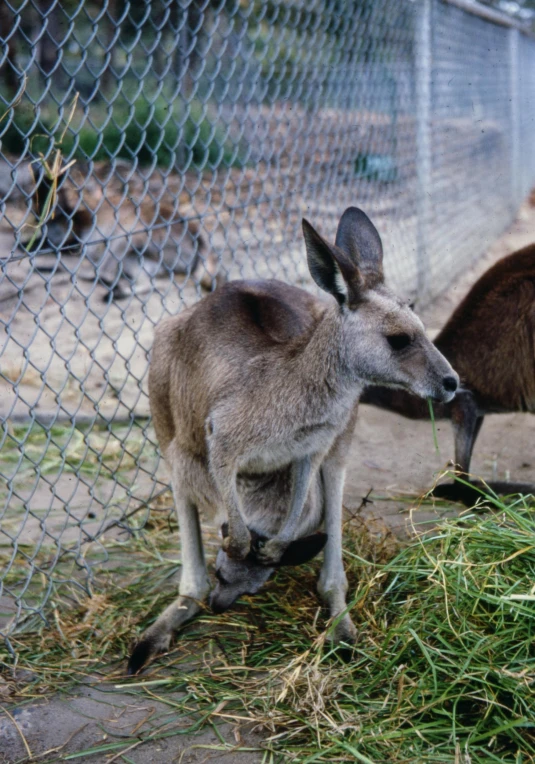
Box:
2, 490, 535, 762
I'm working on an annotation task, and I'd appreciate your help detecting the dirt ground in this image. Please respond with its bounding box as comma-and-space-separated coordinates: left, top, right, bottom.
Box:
2, 199, 535, 763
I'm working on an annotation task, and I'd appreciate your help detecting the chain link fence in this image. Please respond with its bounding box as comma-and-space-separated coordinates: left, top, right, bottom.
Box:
1, 0, 535, 650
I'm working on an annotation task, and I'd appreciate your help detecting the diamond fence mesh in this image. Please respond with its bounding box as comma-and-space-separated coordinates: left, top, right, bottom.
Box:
1, 0, 535, 650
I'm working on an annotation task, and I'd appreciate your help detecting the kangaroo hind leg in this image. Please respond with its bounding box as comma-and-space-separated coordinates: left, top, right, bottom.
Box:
128, 463, 210, 674
317, 459, 357, 649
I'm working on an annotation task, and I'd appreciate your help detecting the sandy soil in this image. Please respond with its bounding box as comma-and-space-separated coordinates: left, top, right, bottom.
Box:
0, 680, 265, 763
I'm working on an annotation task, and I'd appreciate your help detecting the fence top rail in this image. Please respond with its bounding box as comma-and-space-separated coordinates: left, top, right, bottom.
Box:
441, 0, 532, 32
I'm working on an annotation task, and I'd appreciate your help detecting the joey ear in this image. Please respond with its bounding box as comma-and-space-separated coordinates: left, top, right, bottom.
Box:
276, 532, 328, 567
335, 207, 384, 289
302, 219, 362, 307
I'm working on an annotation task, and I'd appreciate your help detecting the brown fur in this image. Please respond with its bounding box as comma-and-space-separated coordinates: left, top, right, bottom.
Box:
361, 244, 535, 498
435, 245, 535, 413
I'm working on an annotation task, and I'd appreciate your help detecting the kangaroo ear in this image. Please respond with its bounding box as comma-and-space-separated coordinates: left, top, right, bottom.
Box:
302, 219, 363, 308
276, 532, 328, 567
335, 207, 384, 289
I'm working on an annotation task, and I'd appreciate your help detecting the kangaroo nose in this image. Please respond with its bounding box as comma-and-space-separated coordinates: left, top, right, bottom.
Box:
209, 590, 234, 614
209, 593, 226, 614
443, 375, 458, 393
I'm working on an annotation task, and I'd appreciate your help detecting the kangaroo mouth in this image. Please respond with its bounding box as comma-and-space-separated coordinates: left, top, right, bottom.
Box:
429, 389, 456, 405
404, 372, 458, 404
393, 381, 457, 404
432, 381, 458, 404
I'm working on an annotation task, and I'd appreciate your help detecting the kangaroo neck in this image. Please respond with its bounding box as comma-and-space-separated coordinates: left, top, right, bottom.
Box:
296, 303, 351, 399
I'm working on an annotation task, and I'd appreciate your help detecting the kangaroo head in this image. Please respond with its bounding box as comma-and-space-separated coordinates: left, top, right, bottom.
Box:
303, 207, 459, 402
209, 525, 328, 613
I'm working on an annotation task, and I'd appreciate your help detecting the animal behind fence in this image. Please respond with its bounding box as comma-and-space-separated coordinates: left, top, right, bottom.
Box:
361, 244, 535, 504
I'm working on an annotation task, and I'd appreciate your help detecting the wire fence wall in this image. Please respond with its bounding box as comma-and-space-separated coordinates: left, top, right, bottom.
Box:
1, 0, 535, 648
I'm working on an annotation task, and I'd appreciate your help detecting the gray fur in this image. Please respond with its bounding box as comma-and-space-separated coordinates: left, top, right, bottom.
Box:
128, 207, 458, 673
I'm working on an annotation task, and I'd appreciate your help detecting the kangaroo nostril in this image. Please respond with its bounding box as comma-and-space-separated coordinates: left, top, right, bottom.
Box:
443, 375, 458, 393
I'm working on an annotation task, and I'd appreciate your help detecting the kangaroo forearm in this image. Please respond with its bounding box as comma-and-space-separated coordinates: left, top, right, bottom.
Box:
208, 447, 251, 558
273, 456, 313, 542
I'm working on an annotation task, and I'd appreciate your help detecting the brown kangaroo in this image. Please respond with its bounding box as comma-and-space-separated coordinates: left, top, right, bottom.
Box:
128, 207, 458, 674
361, 244, 535, 504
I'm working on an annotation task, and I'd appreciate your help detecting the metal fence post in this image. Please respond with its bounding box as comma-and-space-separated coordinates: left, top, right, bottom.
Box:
509, 27, 520, 208
416, 0, 432, 300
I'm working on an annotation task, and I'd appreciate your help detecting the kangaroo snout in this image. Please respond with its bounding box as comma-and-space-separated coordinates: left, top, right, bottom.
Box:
443, 375, 458, 393
428, 365, 459, 404
431, 373, 459, 403
426, 343, 459, 403
404, 341, 460, 404
209, 588, 243, 614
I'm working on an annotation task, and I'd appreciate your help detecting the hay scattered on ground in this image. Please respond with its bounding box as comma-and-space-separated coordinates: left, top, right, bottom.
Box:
2, 495, 535, 763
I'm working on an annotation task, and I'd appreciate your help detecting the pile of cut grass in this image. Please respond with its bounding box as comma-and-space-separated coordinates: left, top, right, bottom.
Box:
3, 498, 535, 763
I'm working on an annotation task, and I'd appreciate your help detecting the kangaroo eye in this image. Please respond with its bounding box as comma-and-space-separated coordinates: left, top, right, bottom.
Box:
386, 333, 411, 351
215, 570, 228, 585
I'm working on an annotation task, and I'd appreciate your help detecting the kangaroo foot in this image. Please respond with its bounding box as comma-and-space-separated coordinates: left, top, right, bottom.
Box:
432, 481, 487, 506
128, 595, 206, 675
433, 479, 535, 507
327, 614, 357, 662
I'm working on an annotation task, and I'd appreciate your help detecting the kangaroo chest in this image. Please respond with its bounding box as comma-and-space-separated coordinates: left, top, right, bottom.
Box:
244, 391, 359, 474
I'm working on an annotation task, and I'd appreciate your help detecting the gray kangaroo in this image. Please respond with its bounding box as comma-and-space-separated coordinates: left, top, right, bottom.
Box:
128, 207, 458, 673
361, 244, 535, 504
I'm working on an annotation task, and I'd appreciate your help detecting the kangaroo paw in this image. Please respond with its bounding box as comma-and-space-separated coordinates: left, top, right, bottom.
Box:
254, 537, 287, 566
222, 530, 251, 560
128, 635, 166, 675
333, 614, 357, 646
